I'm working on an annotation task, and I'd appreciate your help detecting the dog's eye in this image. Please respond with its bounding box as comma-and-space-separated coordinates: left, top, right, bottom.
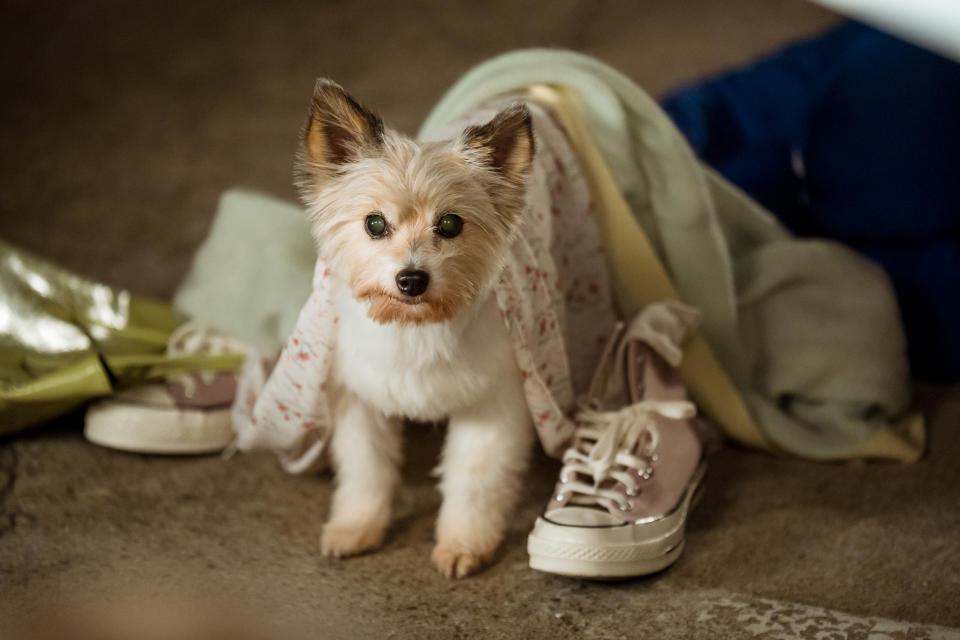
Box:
436, 213, 463, 238
365, 213, 387, 238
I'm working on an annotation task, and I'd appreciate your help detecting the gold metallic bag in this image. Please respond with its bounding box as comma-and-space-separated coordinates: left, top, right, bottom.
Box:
0, 239, 242, 436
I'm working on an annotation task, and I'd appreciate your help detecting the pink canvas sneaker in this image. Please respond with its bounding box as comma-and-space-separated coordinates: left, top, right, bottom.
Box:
84, 322, 245, 454
84, 372, 238, 454
527, 301, 708, 579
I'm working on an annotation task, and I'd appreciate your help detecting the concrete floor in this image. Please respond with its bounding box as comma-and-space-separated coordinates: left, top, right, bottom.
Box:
2, 1, 959, 637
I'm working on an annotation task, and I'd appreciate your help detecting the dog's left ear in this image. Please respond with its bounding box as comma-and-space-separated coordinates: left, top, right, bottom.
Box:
461, 104, 535, 188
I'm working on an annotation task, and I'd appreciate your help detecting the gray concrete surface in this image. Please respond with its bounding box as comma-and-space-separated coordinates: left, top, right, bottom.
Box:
3, 387, 960, 638
2, 1, 959, 637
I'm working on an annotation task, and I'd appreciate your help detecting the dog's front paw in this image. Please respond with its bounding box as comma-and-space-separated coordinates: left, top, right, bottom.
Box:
431, 543, 494, 579
321, 520, 387, 558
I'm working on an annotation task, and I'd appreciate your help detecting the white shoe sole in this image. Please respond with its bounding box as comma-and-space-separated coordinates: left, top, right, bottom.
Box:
84, 399, 233, 454
527, 462, 705, 579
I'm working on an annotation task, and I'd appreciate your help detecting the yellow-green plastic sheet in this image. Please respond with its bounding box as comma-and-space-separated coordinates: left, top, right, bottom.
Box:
0, 239, 242, 436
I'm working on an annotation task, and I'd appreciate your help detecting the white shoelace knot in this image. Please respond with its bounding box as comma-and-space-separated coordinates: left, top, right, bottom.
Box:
558, 399, 696, 510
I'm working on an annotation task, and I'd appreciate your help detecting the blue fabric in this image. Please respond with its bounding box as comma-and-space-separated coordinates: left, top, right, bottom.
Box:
663, 22, 960, 381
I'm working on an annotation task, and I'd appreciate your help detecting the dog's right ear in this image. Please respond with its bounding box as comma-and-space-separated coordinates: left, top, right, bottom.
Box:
299, 79, 384, 176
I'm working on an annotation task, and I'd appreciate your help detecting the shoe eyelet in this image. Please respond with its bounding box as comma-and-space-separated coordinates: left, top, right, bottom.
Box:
625, 488, 637, 497
619, 500, 634, 511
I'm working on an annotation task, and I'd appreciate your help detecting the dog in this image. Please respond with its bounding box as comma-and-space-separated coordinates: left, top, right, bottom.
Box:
294, 80, 538, 578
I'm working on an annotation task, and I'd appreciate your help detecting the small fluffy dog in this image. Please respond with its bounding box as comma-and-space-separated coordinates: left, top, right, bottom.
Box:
295, 80, 536, 578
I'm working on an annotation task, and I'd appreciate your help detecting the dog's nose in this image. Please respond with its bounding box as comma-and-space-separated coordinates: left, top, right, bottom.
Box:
396, 269, 430, 297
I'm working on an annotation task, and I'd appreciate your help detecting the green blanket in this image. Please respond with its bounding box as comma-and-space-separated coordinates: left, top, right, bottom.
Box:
419, 49, 918, 460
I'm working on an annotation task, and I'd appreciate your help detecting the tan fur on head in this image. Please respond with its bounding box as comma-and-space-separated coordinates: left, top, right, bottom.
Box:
295, 80, 535, 325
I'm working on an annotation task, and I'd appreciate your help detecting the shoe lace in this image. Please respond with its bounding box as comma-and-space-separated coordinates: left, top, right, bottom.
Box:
558, 400, 696, 510
165, 320, 246, 397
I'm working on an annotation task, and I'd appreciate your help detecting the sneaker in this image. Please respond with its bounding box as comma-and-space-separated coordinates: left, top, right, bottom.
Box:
527, 301, 707, 579
84, 322, 244, 454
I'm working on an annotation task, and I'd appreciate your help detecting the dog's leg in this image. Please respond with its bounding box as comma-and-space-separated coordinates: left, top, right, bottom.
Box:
321, 389, 403, 558
433, 362, 533, 578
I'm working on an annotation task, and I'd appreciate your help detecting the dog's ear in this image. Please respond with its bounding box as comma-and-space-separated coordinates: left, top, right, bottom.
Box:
460, 104, 535, 188
301, 79, 384, 170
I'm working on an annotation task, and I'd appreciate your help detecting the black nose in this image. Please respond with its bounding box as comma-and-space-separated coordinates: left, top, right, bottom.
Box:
396, 269, 430, 297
